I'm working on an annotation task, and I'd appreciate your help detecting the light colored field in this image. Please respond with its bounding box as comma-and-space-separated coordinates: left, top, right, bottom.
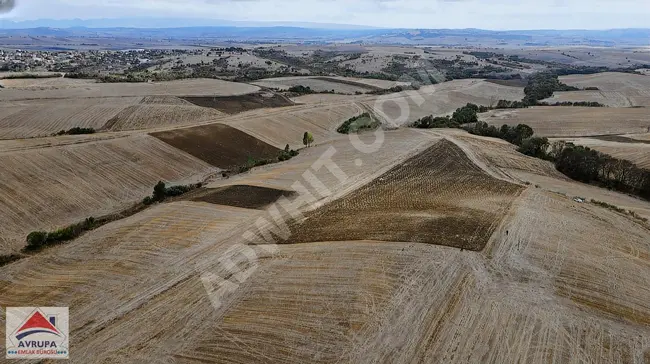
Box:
1, 129, 649, 363
367, 79, 524, 126
224, 102, 364, 149
106, 104, 225, 131
0, 76, 97, 89
550, 137, 650, 169
252, 76, 373, 94
629, 132, 650, 141
139, 95, 194, 105
0, 134, 214, 255
543, 90, 636, 107
558, 72, 650, 106
0, 78, 260, 101
482, 106, 650, 137
435, 129, 566, 179
326, 76, 410, 89
0, 97, 142, 139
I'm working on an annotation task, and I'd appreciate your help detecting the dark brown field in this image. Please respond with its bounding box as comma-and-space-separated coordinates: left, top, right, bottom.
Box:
592, 135, 650, 145
151, 123, 281, 169
190, 185, 295, 209
182, 92, 293, 114
285, 140, 524, 250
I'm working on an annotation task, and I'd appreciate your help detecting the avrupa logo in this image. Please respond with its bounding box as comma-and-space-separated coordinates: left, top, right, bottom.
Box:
5, 307, 69, 359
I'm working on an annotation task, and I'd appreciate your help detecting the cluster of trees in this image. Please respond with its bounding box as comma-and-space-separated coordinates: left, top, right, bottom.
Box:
366, 84, 421, 95
236, 144, 300, 174
550, 142, 650, 199
462, 122, 535, 146
522, 72, 580, 105
412, 103, 489, 129
338, 113, 371, 134
25, 217, 98, 252
142, 181, 202, 205
55, 127, 96, 136
279, 144, 300, 161
303, 132, 315, 147
465, 122, 650, 200
537, 101, 605, 107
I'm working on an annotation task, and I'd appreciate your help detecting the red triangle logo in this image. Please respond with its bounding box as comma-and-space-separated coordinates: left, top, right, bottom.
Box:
17, 311, 58, 333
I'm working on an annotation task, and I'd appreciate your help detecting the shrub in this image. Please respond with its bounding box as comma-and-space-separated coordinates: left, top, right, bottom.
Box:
0, 254, 22, 267
55, 127, 96, 136
26, 231, 47, 249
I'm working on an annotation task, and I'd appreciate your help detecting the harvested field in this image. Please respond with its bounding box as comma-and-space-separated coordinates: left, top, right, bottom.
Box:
559, 72, 650, 107
366, 79, 524, 126
2, 128, 650, 363
151, 123, 281, 169
190, 185, 295, 209
285, 140, 524, 250
182, 92, 293, 114
0, 135, 214, 255
482, 106, 650, 137
104, 104, 225, 131
0, 76, 97, 89
551, 137, 650, 169
326, 76, 409, 89
543, 90, 635, 107
0, 97, 142, 139
438, 130, 566, 179
0, 78, 260, 101
226, 102, 363, 149
139, 95, 194, 105
252, 76, 374, 94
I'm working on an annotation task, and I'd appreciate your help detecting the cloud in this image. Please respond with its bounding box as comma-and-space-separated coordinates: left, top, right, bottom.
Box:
4, 0, 650, 30
0, 0, 16, 14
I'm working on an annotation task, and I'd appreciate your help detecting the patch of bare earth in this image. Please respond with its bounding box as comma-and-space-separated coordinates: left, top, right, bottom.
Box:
151, 123, 281, 169
189, 185, 295, 210
181, 92, 293, 114
285, 140, 524, 250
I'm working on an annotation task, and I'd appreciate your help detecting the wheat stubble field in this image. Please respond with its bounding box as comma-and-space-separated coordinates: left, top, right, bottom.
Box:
0, 72, 649, 363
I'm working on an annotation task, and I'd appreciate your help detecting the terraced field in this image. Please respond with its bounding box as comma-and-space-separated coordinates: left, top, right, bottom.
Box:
286, 140, 524, 250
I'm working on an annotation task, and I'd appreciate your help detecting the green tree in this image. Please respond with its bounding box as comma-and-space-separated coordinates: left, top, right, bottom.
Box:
518, 137, 550, 158
303, 132, 314, 147
26, 231, 47, 249
153, 181, 167, 202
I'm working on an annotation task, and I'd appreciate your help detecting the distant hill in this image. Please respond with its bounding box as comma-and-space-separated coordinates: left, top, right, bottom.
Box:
1, 19, 649, 46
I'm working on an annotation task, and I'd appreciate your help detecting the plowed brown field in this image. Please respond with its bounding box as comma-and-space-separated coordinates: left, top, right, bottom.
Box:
190, 185, 295, 209
151, 123, 281, 169
285, 140, 524, 250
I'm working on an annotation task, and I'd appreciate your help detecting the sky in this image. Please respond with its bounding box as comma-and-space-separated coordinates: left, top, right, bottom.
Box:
1, 0, 650, 30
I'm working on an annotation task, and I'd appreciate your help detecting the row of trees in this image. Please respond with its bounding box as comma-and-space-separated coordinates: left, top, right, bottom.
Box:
465, 122, 650, 200
412, 103, 489, 129
552, 143, 650, 198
